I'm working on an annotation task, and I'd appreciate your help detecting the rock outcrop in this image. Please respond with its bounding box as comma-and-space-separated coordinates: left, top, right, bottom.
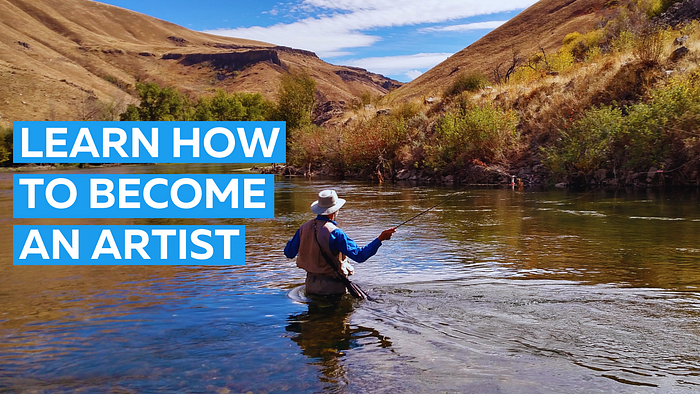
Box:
657, 0, 700, 26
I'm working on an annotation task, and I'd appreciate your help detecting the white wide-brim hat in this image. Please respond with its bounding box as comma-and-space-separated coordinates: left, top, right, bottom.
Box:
310, 190, 346, 215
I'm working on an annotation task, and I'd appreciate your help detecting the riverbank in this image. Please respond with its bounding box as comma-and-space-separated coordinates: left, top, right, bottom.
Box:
284, 7, 700, 189
261, 160, 699, 188
0, 163, 126, 173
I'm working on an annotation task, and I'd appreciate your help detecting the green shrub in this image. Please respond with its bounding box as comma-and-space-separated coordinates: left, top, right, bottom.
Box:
193, 91, 272, 121
445, 72, 489, 97
360, 91, 372, 106
237, 92, 274, 121
622, 75, 700, 169
543, 106, 624, 178
0, 126, 12, 166
544, 72, 700, 180
426, 103, 519, 168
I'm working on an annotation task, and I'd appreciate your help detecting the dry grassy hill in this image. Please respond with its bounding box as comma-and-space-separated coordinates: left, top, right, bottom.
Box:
388, 0, 617, 102
0, 0, 400, 127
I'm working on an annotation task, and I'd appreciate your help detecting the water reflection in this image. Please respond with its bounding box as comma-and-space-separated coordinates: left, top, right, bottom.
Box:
286, 297, 392, 391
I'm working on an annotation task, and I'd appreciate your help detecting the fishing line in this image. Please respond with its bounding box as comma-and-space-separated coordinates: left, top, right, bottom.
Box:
395, 185, 471, 228
393, 165, 521, 228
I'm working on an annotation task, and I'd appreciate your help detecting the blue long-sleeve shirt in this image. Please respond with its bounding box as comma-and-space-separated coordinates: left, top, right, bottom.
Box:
284, 216, 382, 262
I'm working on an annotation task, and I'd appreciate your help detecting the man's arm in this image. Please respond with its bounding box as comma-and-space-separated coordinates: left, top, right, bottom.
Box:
329, 228, 394, 263
284, 229, 301, 258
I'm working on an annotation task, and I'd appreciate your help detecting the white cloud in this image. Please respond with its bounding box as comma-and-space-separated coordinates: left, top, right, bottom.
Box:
204, 0, 537, 56
206, 21, 380, 57
343, 53, 452, 76
420, 20, 508, 32
405, 70, 423, 80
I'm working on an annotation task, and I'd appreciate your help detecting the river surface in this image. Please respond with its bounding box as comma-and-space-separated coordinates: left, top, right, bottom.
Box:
1, 165, 700, 393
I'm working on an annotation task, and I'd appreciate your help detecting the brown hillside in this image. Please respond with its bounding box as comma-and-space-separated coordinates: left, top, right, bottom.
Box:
389, 0, 616, 102
0, 0, 400, 126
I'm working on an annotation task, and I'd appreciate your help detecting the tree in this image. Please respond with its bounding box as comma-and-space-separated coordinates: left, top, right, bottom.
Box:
194, 90, 246, 121
494, 48, 524, 84
119, 83, 275, 122
120, 82, 190, 121
194, 90, 273, 121
275, 72, 316, 130
236, 92, 271, 121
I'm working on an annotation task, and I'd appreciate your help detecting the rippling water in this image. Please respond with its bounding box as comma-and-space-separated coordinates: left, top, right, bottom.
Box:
1, 165, 699, 393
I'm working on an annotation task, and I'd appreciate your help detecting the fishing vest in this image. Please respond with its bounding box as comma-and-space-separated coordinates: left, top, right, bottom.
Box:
296, 219, 354, 276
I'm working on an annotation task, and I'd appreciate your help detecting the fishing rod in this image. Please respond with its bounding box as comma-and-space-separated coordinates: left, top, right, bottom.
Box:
395, 185, 471, 228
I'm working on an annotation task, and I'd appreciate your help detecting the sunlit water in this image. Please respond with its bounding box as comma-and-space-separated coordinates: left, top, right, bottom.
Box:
1, 165, 700, 393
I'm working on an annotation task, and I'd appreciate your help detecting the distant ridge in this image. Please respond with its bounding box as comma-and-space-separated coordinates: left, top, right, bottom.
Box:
0, 0, 400, 125
389, 0, 615, 102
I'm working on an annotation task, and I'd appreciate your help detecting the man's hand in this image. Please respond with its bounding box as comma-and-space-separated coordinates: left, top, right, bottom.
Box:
378, 227, 397, 242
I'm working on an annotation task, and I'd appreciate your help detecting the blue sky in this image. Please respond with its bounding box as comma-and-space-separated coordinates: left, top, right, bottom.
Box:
97, 0, 537, 82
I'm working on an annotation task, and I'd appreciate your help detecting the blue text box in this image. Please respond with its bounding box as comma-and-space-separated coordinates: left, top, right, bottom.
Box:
14, 225, 245, 265
13, 121, 286, 163
14, 174, 274, 218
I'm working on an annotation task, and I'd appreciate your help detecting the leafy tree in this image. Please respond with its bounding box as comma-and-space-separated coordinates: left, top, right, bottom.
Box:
194, 90, 246, 121
237, 92, 273, 121
193, 90, 272, 121
120, 82, 191, 121
275, 72, 316, 130
120, 83, 274, 122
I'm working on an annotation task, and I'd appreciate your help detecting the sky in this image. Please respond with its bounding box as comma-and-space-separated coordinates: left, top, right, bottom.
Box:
96, 0, 538, 82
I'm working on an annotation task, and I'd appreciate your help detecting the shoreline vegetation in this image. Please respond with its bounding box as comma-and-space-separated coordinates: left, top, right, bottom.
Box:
3, 0, 700, 188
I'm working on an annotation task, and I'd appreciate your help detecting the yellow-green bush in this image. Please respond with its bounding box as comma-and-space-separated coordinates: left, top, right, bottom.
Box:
0, 126, 12, 166
445, 72, 489, 97
612, 30, 636, 52
550, 50, 575, 72
643, 0, 681, 18
510, 66, 540, 84
562, 29, 605, 62
585, 46, 603, 63
563, 32, 582, 46
544, 72, 700, 180
543, 106, 624, 178
426, 103, 518, 169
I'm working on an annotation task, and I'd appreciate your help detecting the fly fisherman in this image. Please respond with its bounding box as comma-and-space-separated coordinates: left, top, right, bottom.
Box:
284, 190, 397, 297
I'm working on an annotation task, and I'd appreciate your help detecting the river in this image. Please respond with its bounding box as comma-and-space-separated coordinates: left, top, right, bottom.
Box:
1, 165, 699, 393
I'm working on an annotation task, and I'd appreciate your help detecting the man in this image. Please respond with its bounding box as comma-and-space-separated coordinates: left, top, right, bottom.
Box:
284, 190, 397, 296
